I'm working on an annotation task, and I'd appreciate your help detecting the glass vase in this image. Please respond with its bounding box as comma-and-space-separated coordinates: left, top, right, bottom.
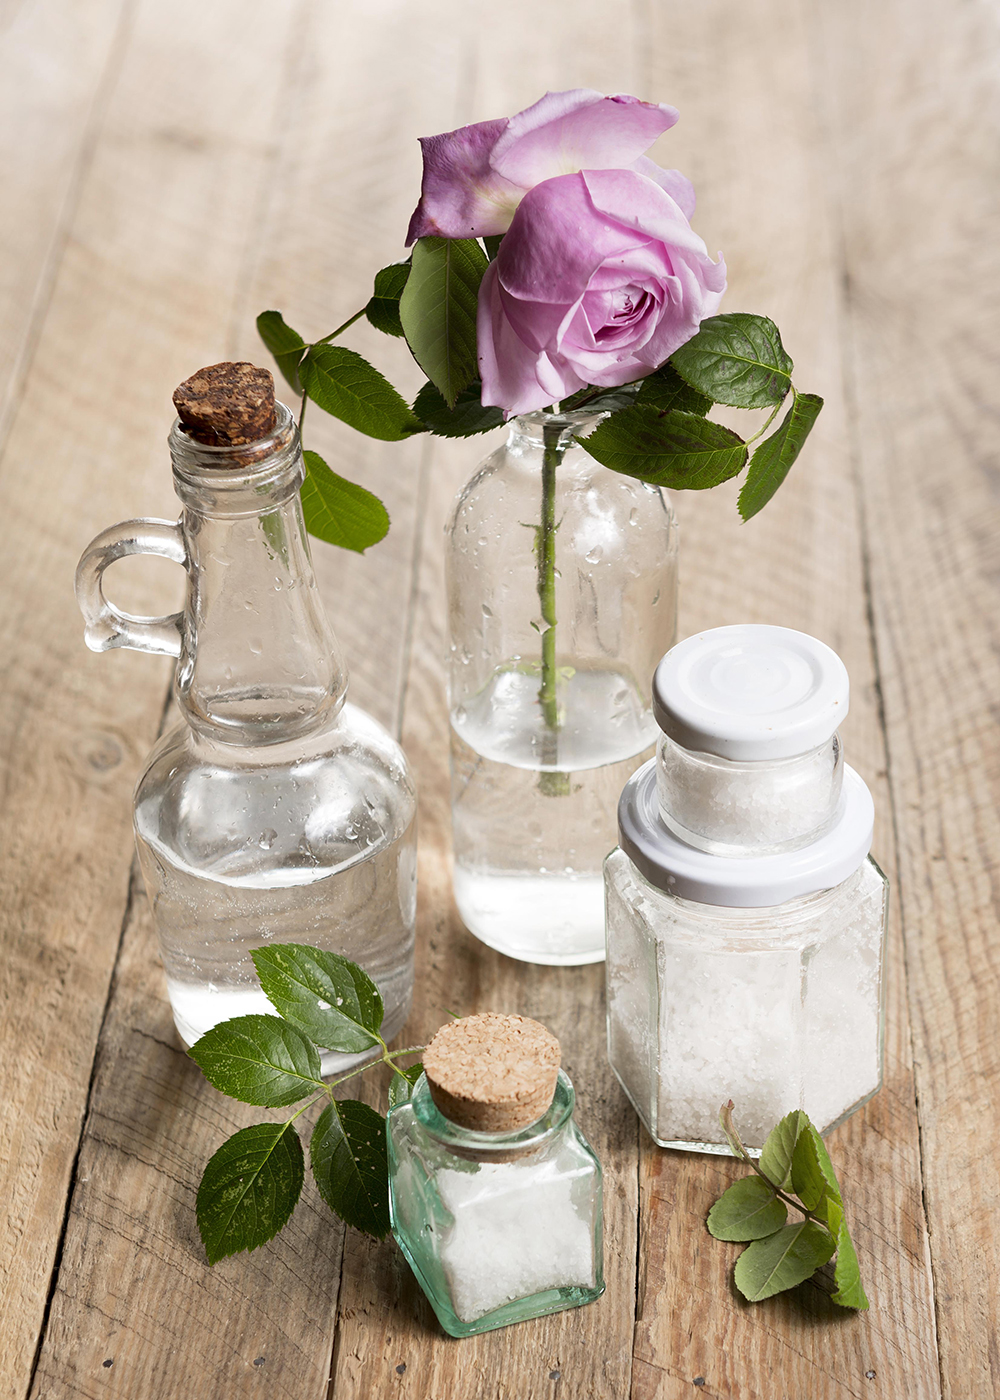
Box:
445, 410, 678, 965
75, 403, 417, 1072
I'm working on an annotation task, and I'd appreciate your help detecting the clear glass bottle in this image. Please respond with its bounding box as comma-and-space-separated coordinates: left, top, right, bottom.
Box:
388, 1014, 604, 1336
445, 409, 678, 966
75, 400, 417, 1072
605, 626, 887, 1152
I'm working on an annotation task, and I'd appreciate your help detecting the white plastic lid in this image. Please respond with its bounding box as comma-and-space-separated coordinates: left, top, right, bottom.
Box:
618, 760, 874, 907
652, 625, 849, 761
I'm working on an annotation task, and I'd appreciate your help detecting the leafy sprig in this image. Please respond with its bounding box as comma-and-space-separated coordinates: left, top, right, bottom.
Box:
708, 1102, 869, 1309
188, 944, 423, 1264
580, 313, 823, 519
257, 243, 824, 555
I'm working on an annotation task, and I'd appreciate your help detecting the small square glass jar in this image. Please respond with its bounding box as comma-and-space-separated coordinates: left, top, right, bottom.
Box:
388, 1070, 604, 1335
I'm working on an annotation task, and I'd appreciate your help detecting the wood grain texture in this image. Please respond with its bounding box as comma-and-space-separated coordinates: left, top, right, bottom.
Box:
327, 6, 646, 1397
627, 3, 940, 1396
26, 2, 443, 1398
1, 0, 989, 1395
814, 1, 1000, 1393
0, 0, 130, 446
0, 1, 301, 1394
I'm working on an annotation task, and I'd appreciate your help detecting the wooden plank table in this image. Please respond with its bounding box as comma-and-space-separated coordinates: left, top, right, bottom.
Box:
1, 1, 995, 1395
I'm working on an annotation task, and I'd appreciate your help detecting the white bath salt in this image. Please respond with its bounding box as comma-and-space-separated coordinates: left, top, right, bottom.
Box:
436, 1157, 594, 1322
606, 854, 885, 1150
656, 733, 841, 853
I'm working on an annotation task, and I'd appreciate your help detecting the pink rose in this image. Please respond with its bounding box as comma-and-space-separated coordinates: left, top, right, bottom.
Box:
406, 89, 692, 243
476, 168, 727, 415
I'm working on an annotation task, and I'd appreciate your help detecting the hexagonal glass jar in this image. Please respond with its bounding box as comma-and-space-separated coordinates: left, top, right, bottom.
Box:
605, 626, 887, 1152
605, 832, 888, 1152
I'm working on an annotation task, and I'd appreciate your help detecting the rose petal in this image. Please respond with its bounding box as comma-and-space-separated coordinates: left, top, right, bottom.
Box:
582, 168, 717, 260
478, 262, 586, 413
631, 157, 697, 219
405, 118, 522, 243
498, 173, 652, 303
492, 90, 679, 190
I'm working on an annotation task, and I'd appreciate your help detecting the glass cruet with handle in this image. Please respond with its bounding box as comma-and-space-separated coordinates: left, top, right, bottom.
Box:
75, 362, 417, 1072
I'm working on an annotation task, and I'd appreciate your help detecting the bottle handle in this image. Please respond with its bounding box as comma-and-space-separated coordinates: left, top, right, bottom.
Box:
75, 518, 187, 657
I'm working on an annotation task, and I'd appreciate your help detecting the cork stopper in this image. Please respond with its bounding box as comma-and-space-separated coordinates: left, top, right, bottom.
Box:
173, 362, 276, 447
423, 1013, 561, 1132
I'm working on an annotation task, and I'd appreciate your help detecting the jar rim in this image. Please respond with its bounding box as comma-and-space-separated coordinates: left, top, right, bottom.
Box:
168, 401, 303, 513
407, 1069, 576, 1155
510, 409, 608, 447
618, 759, 874, 907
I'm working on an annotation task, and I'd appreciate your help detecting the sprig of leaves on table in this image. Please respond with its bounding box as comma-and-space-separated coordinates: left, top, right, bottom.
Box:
257, 236, 823, 553
707, 1102, 868, 1309
188, 944, 422, 1265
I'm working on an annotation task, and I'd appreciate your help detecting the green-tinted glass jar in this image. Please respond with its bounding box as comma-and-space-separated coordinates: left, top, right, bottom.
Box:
388, 1070, 604, 1336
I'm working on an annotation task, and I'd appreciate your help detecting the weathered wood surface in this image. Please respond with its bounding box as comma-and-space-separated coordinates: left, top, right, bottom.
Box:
0, 0, 993, 1396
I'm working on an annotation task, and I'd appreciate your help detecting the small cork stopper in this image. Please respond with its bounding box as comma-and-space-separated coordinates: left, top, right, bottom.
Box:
423, 1013, 561, 1132
172, 362, 276, 447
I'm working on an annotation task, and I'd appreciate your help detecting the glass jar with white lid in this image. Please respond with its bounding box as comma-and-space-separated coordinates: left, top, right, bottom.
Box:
604, 625, 887, 1153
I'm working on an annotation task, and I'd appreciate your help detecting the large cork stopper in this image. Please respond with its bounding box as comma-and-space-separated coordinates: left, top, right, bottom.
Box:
423, 1013, 561, 1132
173, 361, 276, 447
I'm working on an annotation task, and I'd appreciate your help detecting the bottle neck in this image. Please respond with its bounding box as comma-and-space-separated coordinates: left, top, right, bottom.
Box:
508, 409, 608, 458
409, 1071, 575, 1163
169, 405, 348, 745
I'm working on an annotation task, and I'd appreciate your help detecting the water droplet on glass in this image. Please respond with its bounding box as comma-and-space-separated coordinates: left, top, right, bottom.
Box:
481, 603, 493, 618
585, 547, 602, 563
248, 638, 263, 656
257, 829, 277, 850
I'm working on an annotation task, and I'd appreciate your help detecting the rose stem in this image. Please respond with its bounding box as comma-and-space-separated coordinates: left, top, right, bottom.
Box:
538, 418, 570, 797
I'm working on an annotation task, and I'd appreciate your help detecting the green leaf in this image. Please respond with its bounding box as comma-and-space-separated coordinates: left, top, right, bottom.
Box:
759, 1110, 811, 1190
560, 382, 643, 414
738, 392, 823, 521
671, 313, 793, 409
365, 262, 410, 338
734, 1221, 837, 1302
413, 379, 504, 437
257, 310, 307, 395
580, 405, 747, 490
826, 1200, 869, 1309
806, 1123, 842, 1203
398, 236, 487, 407
483, 234, 504, 261
251, 944, 384, 1055
300, 450, 389, 553
707, 1176, 787, 1242
791, 1128, 831, 1211
188, 1015, 322, 1106
197, 1122, 304, 1265
300, 345, 424, 441
387, 1063, 422, 1111
310, 1099, 390, 1238
635, 362, 712, 416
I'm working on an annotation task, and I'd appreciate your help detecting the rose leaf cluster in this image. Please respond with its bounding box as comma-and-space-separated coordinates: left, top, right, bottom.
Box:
257, 88, 825, 548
